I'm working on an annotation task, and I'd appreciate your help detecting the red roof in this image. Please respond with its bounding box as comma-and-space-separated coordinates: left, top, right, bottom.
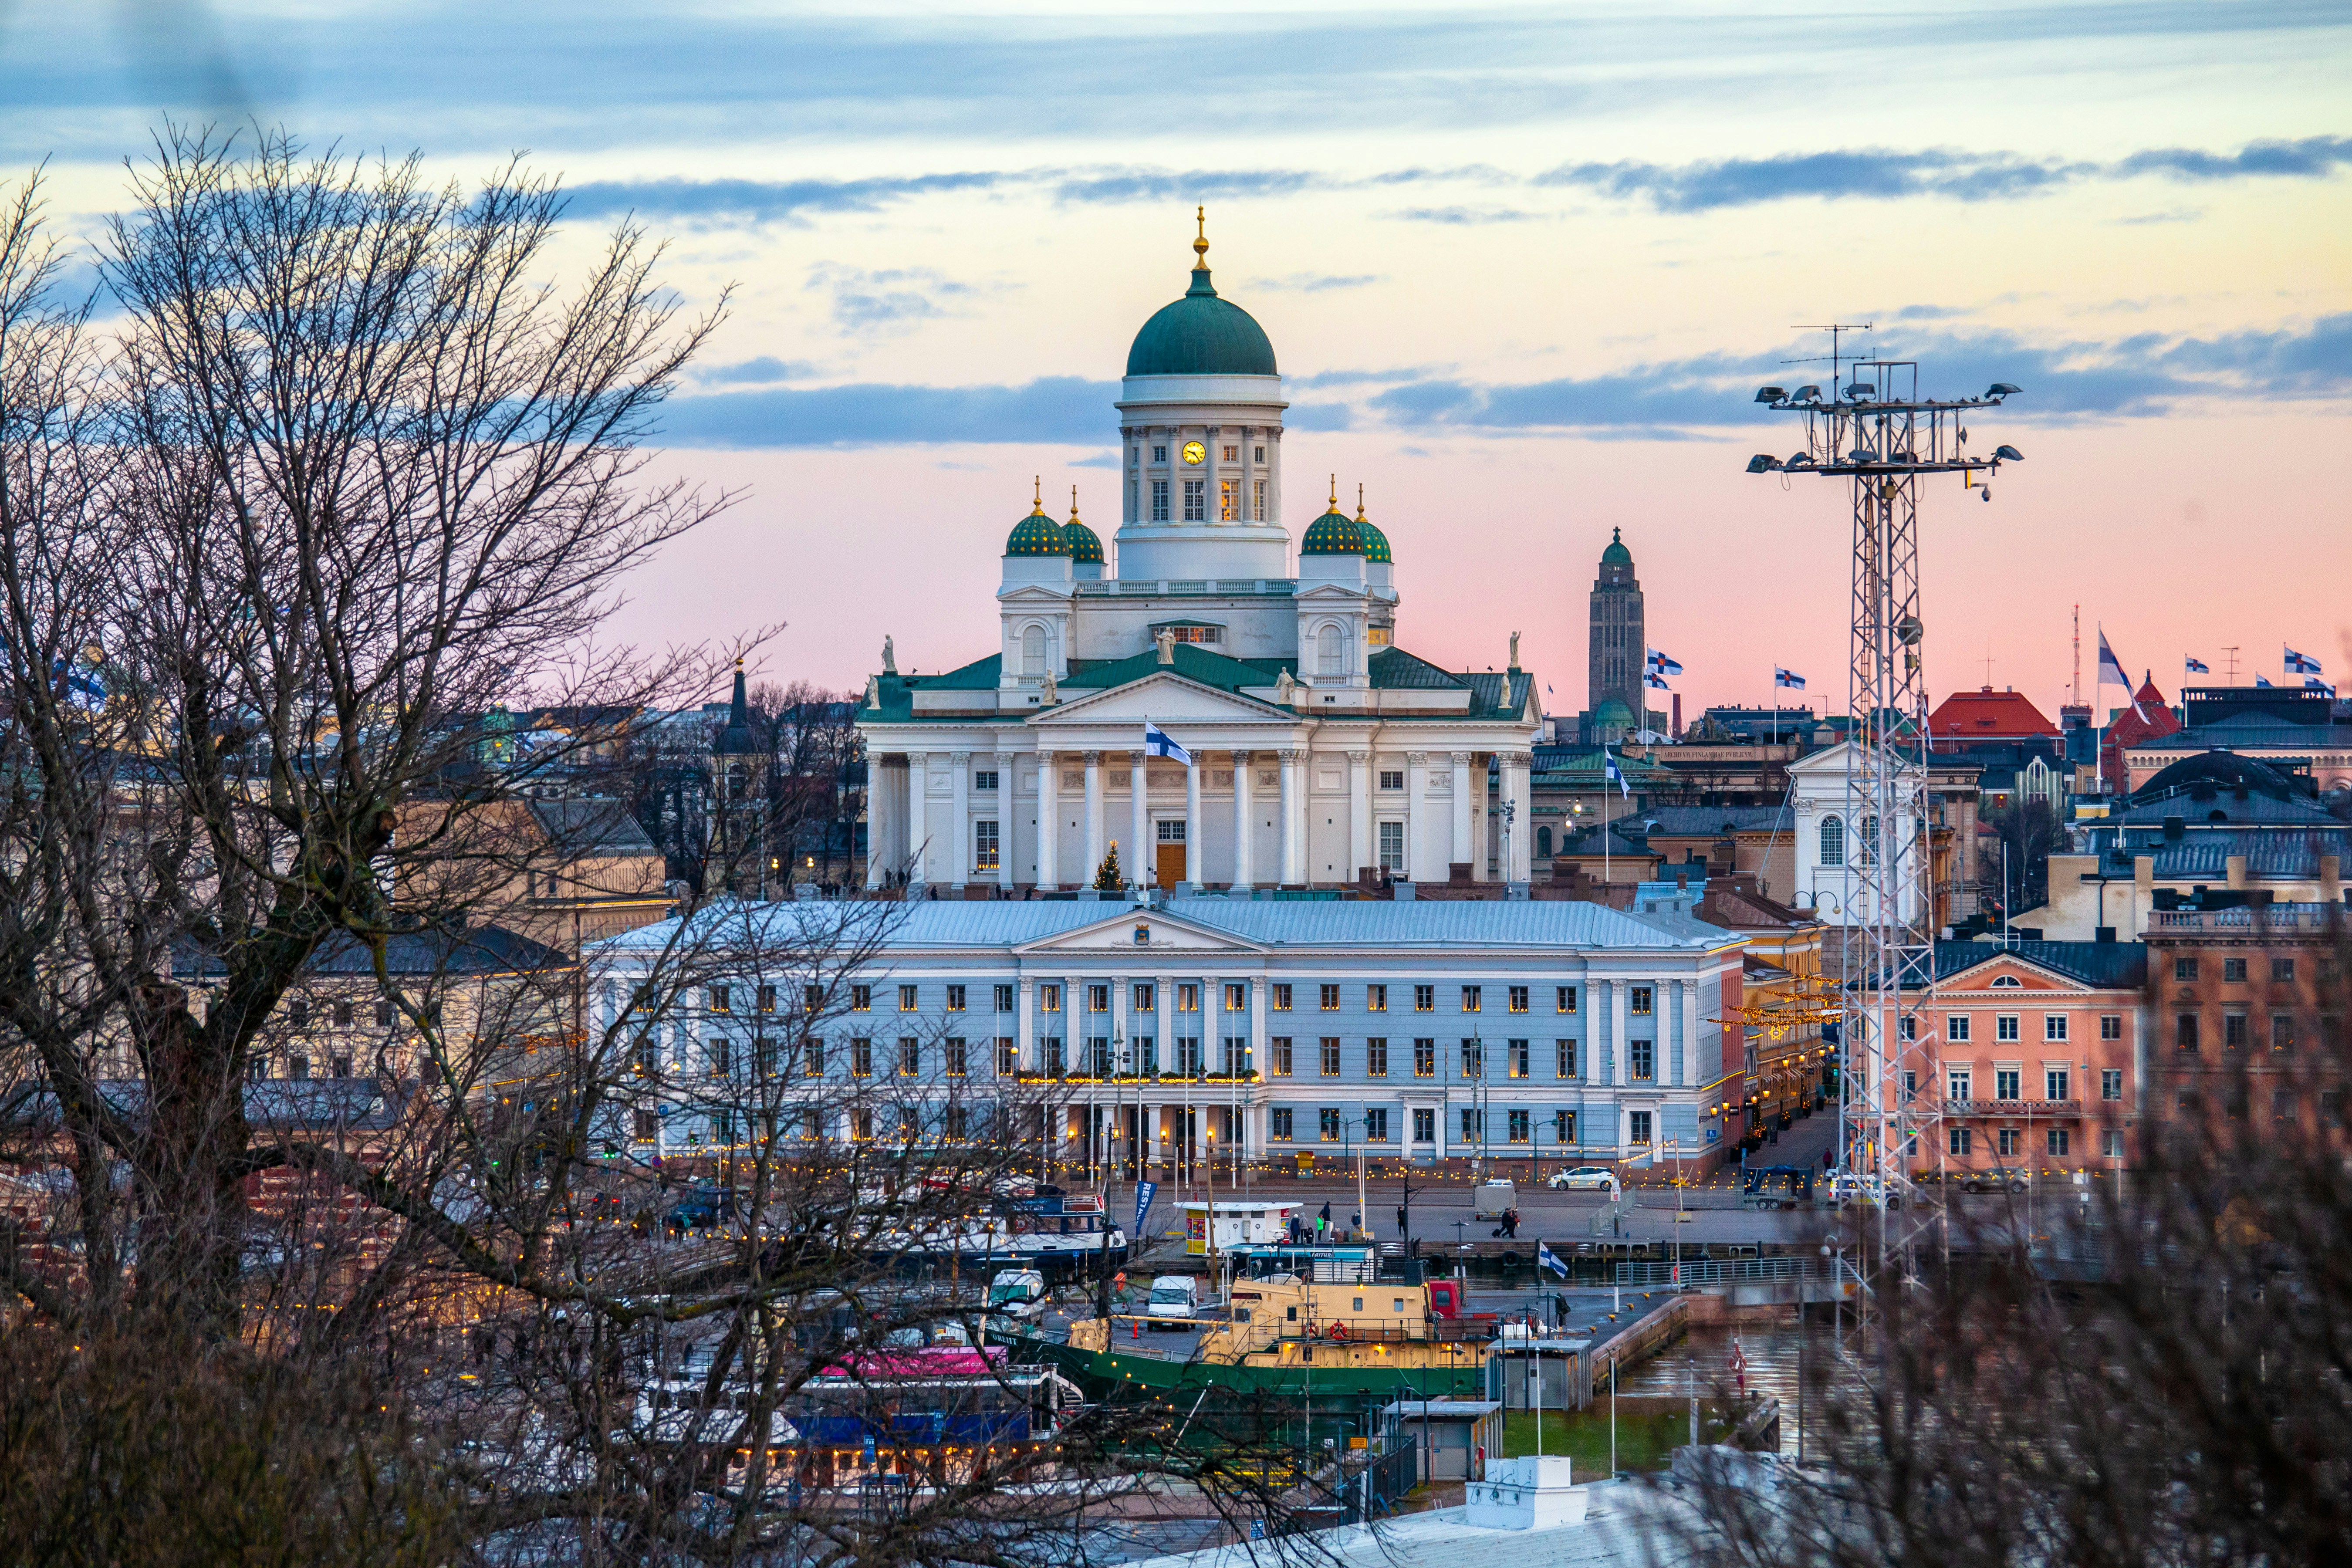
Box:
1928, 687, 2060, 741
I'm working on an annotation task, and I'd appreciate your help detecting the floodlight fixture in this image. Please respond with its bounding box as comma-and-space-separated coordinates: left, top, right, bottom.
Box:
1994, 443, 2024, 462
1844, 382, 1875, 401
1794, 385, 1821, 403
1986, 382, 2021, 398
1755, 385, 1788, 404
1746, 453, 1783, 474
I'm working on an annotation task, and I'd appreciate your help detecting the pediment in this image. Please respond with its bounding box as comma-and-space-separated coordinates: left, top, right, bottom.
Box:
1017, 908, 1268, 955
1039, 672, 1289, 726
1943, 958, 2088, 992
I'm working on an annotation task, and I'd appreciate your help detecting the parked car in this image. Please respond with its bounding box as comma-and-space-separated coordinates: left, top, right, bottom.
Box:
1547, 1166, 1622, 1193
1960, 1170, 2031, 1195
1823, 1172, 1903, 1210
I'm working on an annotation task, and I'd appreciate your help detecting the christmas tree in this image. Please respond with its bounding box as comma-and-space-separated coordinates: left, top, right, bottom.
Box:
1093, 843, 1124, 891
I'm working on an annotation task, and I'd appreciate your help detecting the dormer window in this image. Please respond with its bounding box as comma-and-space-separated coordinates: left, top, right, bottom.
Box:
1991, 975, 2022, 987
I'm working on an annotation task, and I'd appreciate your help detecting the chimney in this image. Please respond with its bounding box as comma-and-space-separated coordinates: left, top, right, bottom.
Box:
2323, 853, 2341, 904
2135, 853, 2153, 912
2226, 854, 2247, 891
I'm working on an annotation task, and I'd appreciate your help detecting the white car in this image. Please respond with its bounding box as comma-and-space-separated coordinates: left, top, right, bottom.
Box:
1825, 1172, 1904, 1210
1547, 1166, 1621, 1192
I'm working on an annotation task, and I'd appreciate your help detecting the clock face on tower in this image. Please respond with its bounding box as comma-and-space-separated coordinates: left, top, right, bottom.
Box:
1181, 441, 1206, 465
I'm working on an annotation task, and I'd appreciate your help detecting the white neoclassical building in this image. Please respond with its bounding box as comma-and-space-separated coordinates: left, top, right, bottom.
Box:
859, 225, 1542, 895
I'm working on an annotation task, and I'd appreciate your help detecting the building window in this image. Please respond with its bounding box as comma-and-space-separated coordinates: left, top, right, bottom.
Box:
852, 985, 872, 1011
1253, 478, 1266, 520
1413, 984, 1434, 1012
1270, 1037, 1294, 1076
1179, 983, 1200, 1013
1996, 1014, 2020, 1042
1221, 1036, 1248, 1074
1220, 443, 1238, 463
1272, 984, 1292, 1011
2174, 956, 2198, 982
1413, 1107, 1436, 1143
997, 1037, 1018, 1074
1365, 1038, 1388, 1076
1461, 986, 1481, 1013
2176, 1013, 2198, 1050
1631, 987, 1655, 1017
2272, 957, 2296, 981
1044, 1037, 1065, 1074
1947, 1014, 1971, 1042
1508, 986, 1530, 1014
1220, 478, 1238, 521
2224, 1013, 2249, 1049
1039, 983, 1061, 1013
1225, 982, 1248, 1012
1900, 1014, 1918, 1042
1819, 814, 1845, 867
1995, 1068, 2021, 1100
940, 1037, 966, 1077
995, 983, 1015, 1012
1460, 1039, 1483, 1078
1414, 1038, 1436, 1078
285, 1054, 309, 1080
1553, 1110, 1577, 1145
633, 1109, 659, 1142
2047, 1128, 2071, 1157
1151, 479, 1169, 520
332, 1000, 354, 1027
374, 1000, 395, 1027
1319, 1108, 1342, 1142
2046, 1068, 2071, 1102
899, 984, 918, 1012
1320, 983, 1341, 1011
1507, 1039, 1530, 1078
708, 1037, 731, 1077
1183, 478, 1206, 520
1365, 1108, 1390, 1141
806, 1037, 825, 1076
2101, 1068, 2122, 1101
1319, 1037, 1342, 1075
330, 1054, 351, 1078
851, 1108, 874, 1142
2044, 1014, 2068, 1042
1271, 1108, 1294, 1141
1375, 821, 1404, 871
1461, 1108, 1484, 1145
1949, 1126, 1971, 1156
1557, 986, 1578, 1014
852, 1038, 873, 1078
1379, 770, 1404, 791
1628, 1110, 1652, 1146
945, 984, 966, 1012
2274, 1089, 2299, 1122
633, 1039, 658, 1077
2100, 1014, 2121, 1040
1074, 983, 1100, 1014
2102, 1128, 2124, 1158
1629, 1039, 1654, 1081
974, 820, 999, 871
974, 770, 999, 791
1507, 1109, 1531, 1144
1176, 1036, 1203, 1074
707, 986, 730, 1014
1997, 1127, 2021, 1158
2223, 957, 2247, 983
1367, 984, 1387, 1012
2272, 1014, 2295, 1051
1557, 1040, 1578, 1079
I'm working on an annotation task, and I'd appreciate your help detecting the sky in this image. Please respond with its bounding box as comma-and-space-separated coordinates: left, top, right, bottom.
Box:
2, 0, 2346, 720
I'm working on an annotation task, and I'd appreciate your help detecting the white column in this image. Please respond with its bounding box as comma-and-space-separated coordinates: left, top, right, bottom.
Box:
1083, 751, 1104, 888
1074, 972, 1092, 1077
1250, 975, 1269, 1081
1506, 751, 1534, 883
1036, 746, 1059, 889
1017, 975, 1034, 1073
1129, 749, 1150, 891
1156, 972, 1174, 1081
1450, 751, 1473, 873
866, 757, 897, 888
1277, 749, 1302, 885
1405, 751, 1433, 882
1230, 750, 1254, 890
1610, 979, 1629, 1086
1209, 973, 1228, 1075
1184, 751, 1202, 891
1348, 749, 1372, 882
1682, 976, 1702, 1088
906, 752, 929, 890
949, 751, 972, 891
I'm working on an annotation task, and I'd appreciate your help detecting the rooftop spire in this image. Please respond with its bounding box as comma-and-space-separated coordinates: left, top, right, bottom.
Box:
1193, 205, 1209, 270
1328, 473, 1338, 509
1031, 474, 1045, 514
1069, 484, 1081, 522
1355, 482, 1366, 522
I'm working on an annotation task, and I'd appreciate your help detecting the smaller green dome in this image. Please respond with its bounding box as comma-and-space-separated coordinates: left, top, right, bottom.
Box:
1599, 526, 1632, 567
1354, 502, 1392, 565
1594, 698, 1636, 726
1300, 506, 1366, 557
1064, 506, 1105, 565
1005, 493, 1070, 557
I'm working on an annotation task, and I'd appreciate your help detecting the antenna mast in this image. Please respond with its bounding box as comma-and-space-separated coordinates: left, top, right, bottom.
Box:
1745, 353, 2026, 1261
2072, 605, 2082, 708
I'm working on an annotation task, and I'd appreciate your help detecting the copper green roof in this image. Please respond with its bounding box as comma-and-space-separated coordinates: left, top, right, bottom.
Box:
1358, 515, 1392, 564
1300, 505, 1368, 557
1064, 516, 1105, 565
1004, 500, 1070, 557
1125, 267, 1277, 378
1600, 527, 1632, 567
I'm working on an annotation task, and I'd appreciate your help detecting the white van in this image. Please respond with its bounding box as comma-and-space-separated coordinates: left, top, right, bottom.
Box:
1145, 1274, 1199, 1328
1473, 1180, 1518, 1219
987, 1268, 1048, 1321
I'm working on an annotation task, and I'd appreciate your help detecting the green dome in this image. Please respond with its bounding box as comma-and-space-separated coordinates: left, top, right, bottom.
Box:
1064, 513, 1105, 565
1599, 527, 1632, 567
1594, 698, 1636, 727
1358, 516, 1392, 565
1005, 499, 1070, 557
1299, 504, 1368, 557
1126, 267, 1277, 377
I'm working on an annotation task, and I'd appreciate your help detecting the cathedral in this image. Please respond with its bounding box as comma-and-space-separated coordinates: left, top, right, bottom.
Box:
856, 221, 1544, 894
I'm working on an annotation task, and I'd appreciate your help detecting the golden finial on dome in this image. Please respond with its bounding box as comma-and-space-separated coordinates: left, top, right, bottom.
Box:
1193, 206, 1210, 269
1328, 474, 1338, 510
1069, 484, 1081, 521
1031, 474, 1044, 513
1356, 483, 1367, 522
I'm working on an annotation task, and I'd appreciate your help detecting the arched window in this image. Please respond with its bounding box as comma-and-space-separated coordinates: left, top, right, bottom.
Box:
1818, 814, 1845, 867
1536, 825, 1553, 858
1020, 624, 1046, 676
1316, 623, 1345, 678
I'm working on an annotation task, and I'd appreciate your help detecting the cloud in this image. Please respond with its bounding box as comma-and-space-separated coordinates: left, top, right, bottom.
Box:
656, 376, 1117, 448
1285, 404, 1354, 431
1254, 273, 1381, 293
562, 172, 1008, 226
1537, 135, 2352, 213
807, 264, 976, 335
1387, 205, 1541, 225
697, 355, 818, 384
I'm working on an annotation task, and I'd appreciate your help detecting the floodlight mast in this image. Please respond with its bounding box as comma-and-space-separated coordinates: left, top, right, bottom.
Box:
1746, 360, 2024, 1263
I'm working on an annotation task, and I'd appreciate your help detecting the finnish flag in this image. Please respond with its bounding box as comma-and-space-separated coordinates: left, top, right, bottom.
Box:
1646, 648, 1683, 676
2256, 675, 2274, 688
1774, 667, 1806, 690
1143, 722, 1193, 767
2184, 656, 2210, 675
2306, 678, 2336, 696
2285, 647, 2323, 676
1644, 672, 1670, 689
1538, 1241, 1568, 1279
1603, 747, 1631, 798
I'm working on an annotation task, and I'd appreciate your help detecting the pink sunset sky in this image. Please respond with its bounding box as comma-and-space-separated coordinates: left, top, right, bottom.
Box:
7, 1, 2347, 718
